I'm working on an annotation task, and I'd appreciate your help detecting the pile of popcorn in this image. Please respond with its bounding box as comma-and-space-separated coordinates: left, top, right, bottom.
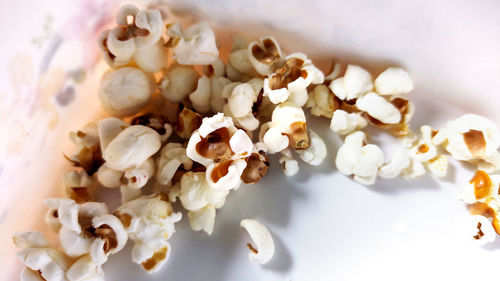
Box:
13, 5, 500, 280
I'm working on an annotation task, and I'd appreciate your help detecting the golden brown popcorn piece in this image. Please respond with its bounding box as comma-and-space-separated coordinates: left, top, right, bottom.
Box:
241, 152, 270, 184
175, 107, 203, 140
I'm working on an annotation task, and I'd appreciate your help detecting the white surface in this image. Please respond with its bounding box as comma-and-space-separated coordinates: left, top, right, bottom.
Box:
1, 0, 500, 281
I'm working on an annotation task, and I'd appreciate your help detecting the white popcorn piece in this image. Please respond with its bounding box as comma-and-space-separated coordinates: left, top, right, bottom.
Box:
210, 76, 232, 112
434, 114, 500, 171
305, 84, 338, 118
247, 36, 282, 76
374, 67, 414, 96
206, 159, 247, 191
188, 204, 216, 235
297, 130, 327, 166
116, 194, 182, 273
378, 148, 411, 179
88, 214, 128, 265
263, 53, 324, 106
179, 172, 229, 211
62, 170, 94, 204
99, 5, 166, 73
96, 164, 122, 188
263, 101, 309, 152
335, 131, 384, 185
66, 255, 105, 281
330, 109, 367, 135
279, 150, 299, 177
14, 231, 72, 281
98, 67, 152, 117
69, 123, 99, 152
339, 64, 373, 101
97, 118, 128, 153
240, 219, 275, 264
156, 143, 193, 186
223, 80, 262, 131
401, 158, 426, 179
468, 215, 496, 246
356, 92, 401, 125
203, 58, 226, 77
324, 62, 342, 81
226, 62, 251, 82
189, 75, 211, 113
160, 64, 199, 103
103, 125, 161, 171
167, 21, 219, 65
228, 48, 259, 77
121, 157, 155, 190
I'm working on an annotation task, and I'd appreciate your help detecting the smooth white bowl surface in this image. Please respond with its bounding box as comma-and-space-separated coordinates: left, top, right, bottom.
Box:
1, 0, 500, 280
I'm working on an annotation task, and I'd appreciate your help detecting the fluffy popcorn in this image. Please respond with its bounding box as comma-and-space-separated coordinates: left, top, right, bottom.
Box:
66, 255, 105, 281
121, 158, 155, 190
96, 164, 122, 188
98, 67, 152, 117
206, 159, 247, 191
279, 149, 299, 177
62, 171, 94, 204
263, 101, 309, 152
305, 84, 339, 118
167, 21, 219, 65
222, 79, 262, 131
14, 231, 72, 281
179, 172, 229, 211
99, 5, 167, 73
156, 143, 193, 187
240, 219, 275, 264
54, 200, 127, 264
461, 170, 500, 206
115, 194, 182, 273
467, 215, 496, 245
247, 36, 282, 76
434, 114, 500, 171
324, 62, 342, 81
202, 58, 226, 77
378, 148, 411, 179
330, 109, 367, 135
356, 92, 402, 124
189, 75, 211, 113
103, 125, 161, 171
297, 130, 327, 166
225, 62, 251, 82
374, 67, 414, 96
160, 65, 199, 103
130, 113, 173, 143
66, 123, 103, 176
188, 205, 216, 235
335, 131, 384, 185
329, 64, 373, 101
228, 48, 259, 78
263, 53, 324, 106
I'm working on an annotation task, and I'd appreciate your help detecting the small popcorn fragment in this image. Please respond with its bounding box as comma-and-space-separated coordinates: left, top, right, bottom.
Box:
240, 219, 275, 264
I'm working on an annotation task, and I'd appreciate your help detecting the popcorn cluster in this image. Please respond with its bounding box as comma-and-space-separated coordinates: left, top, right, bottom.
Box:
14, 4, 500, 280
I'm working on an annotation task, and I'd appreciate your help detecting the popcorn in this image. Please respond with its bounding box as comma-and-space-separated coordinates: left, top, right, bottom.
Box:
468, 215, 496, 245
96, 164, 122, 188
156, 143, 193, 187
62, 171, 94, 204
356, 92, 401, 125
240, 219, 275, 264
228, 48, 259, 78
167, 21, 219, 65
297, 130, 327, 166
378, 148, 411, 179
329, 65, 373, 101
175, 107, 203, 140
434, 114, 500, 172
121, 158, 155, 190
99, 5, 167, 73
209, 76, 232, 113
66, 123, 103, 176
206, 159, 247, 191
115, 194, 182, 273
66, 255, 105, 281
222, 79, 262, 131
263, 101, 309, 152
461, 170, 500, 206
279, 149, 299, 177
189, 76, 211, 113
264, 53, 324, 106
131, 113, 173, 142
188, 205, 216, 235
53, 200, 127, 264
14, 231, 72, 281
247, 36, 282, 76
335, 131, 384, 185
330, 109, 367, 135
98, 67, 152, 117
202, 58, 226, 77
305, 84, 339, 118
102, 125, 161, 171
179, 172, 229, 212
240, 152, 270, 184
160, 65, 199, 103
374, 67, 414, 96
